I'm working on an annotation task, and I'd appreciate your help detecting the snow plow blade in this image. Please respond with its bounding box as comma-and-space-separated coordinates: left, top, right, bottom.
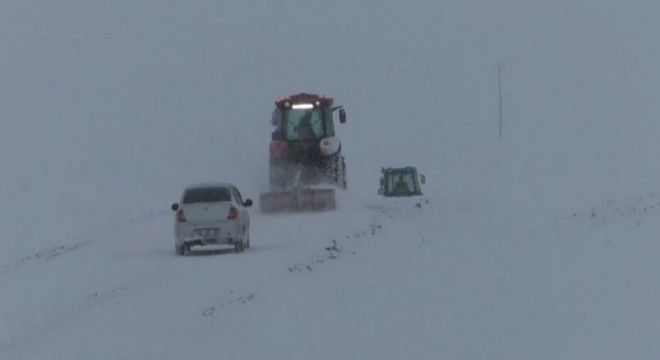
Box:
259, 189, 336, 213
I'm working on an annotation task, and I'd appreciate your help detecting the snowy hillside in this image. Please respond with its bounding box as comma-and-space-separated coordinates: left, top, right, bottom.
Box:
2, 0, 660, 359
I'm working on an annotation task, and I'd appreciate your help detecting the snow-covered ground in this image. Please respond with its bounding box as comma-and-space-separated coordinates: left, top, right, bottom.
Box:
2, 1, 660, 359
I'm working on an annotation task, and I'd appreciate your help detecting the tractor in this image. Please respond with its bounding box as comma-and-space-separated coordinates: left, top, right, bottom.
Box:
378, 167, 425, 197
260, 93, 347, 213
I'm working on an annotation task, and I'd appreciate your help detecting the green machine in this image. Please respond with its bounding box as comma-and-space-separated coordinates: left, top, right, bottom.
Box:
378, 167, 425, 197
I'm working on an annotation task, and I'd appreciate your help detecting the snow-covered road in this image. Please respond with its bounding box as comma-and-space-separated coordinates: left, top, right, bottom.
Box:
3, 189, 660, 359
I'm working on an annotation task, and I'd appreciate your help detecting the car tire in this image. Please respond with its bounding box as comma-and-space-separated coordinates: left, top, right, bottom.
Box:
234, 239, 244, 253
245, 227, 251, 249
175, 244, 185, 256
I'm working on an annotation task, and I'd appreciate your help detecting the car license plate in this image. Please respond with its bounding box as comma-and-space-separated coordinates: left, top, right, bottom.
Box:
197, 228, 219, 238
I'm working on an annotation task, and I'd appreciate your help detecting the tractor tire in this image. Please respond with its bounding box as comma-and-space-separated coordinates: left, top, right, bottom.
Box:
341, 157, 347, 189
175, 244, 185, 256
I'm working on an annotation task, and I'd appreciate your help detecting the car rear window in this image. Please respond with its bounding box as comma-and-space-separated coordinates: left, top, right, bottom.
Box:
183, 187, 231, 204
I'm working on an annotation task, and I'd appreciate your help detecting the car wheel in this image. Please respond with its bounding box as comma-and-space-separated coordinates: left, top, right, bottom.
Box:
175, 244, 185, 256
234, 239, 244, 253
245, 227, 250, 249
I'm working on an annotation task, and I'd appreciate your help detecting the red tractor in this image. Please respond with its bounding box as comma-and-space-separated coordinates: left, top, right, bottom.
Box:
260, 93, 347, 213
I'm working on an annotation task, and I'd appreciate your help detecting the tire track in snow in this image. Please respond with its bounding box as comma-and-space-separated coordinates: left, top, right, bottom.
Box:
282, 198, 432, 274
0, 240, 93, 274
0, 210, 168, 354
0, 210, 169, 274
564, 192, 660, 228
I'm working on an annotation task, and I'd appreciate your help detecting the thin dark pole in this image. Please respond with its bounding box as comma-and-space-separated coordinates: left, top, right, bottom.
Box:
498, 63, 503, 138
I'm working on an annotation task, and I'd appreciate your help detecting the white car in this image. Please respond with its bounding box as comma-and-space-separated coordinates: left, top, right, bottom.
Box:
171, 183, 253, 255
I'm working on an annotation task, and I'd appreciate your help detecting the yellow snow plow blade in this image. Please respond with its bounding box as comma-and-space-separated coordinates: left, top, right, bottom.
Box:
259, 189, 336, 213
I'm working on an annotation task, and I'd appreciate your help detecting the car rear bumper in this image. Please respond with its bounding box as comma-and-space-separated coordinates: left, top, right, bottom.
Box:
175, 221, 243, 247
178, 238, 238, 248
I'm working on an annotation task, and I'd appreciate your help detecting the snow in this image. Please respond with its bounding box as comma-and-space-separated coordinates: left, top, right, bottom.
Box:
2, 0, 660, 359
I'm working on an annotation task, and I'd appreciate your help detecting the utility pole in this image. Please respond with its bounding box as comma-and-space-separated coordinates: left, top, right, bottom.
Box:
498, 63, 504, 139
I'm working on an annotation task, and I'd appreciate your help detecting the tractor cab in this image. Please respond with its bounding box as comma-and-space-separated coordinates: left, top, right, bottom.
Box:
379, 167, 425, 197
271, 93, 346, 144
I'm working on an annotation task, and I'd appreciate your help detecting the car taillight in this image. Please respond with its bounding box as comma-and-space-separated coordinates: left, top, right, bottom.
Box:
228, 207, 239, 220
176, 209, 186, 222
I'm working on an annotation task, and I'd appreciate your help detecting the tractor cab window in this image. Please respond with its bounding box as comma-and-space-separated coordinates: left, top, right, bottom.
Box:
387, 172, 417, 195
284, 108, 324, 141
324, 107, 335, 137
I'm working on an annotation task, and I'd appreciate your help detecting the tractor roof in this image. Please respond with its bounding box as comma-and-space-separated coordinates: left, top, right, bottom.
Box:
382, 166, 419, 174
275, 93, 334, 108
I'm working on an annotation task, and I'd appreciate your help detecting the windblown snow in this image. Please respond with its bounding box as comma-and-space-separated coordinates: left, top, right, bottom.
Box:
2, 1, 660, 359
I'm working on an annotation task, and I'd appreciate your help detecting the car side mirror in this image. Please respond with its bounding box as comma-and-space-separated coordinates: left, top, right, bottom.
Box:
244, 199, 253, 207
171, 203, 179, 211
339, 108, 346, 124
420, 175, 426, 184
